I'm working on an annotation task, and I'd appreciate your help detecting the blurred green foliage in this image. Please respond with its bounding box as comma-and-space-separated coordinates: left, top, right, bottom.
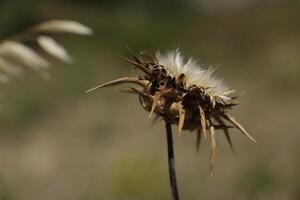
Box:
0, 176, 13, 200
237, 162, 279, 200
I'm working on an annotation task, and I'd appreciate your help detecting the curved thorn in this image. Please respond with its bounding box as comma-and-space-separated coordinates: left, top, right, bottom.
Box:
213, 125, 234, 129
129, 87, 153, 100
118, 88, 135, 94
120, 55, 152, 76
118, 87, 150, 99
223, 130, 236, 156
125, 46, 143, 64
140, 50, 158, 64
85, 77, 148, 93
222, 113, 257, 143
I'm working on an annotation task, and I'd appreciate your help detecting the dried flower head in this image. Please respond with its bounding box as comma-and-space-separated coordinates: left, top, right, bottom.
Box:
87, 49, 256, 175
0, 20, 92, 82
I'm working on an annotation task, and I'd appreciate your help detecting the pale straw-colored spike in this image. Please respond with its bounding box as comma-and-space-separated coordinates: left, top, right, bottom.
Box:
119, 87, 153, 101
223, 130, 236, 155
120, 55, 151, 76
139, 50, 157, 63
199, 105, 207, 139
0, 57, 22, 75
117, 88, 136, 94
149, 91, 162, 118
130, 87, 152, 99
85, 77, 148, 93
178, 103, 185, 136
196, 128, 202, 152
32, 20, 93, 35
222, 113, 257, 143
209, 124, 216, 176
0, 41, 49, 71
37, 36, 72, 63
213, 125, 234, 129
125, 46, 142, 64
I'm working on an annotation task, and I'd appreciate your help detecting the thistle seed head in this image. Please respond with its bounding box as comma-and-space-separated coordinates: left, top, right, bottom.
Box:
88, 49, 256, 175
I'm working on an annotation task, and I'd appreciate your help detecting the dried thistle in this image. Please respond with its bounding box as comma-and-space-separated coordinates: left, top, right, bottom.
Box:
87, 49, 256, 199
0, 20, 92, 81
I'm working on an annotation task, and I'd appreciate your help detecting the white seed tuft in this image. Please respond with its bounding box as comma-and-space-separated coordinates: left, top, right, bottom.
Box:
156, 50, 235, 101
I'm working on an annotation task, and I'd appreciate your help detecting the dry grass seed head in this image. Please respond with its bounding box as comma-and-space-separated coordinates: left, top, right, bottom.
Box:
0, 20, 92, 81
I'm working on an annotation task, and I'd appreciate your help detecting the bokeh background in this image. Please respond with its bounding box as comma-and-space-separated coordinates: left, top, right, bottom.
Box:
0, 0, 300, 199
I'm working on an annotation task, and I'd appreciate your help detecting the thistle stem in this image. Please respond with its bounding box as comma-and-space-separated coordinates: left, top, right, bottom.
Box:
165, 121, 180, 200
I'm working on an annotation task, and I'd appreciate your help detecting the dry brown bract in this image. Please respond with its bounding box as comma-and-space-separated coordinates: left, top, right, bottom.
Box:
0, 20, 92, 82
87, 50, 256, 176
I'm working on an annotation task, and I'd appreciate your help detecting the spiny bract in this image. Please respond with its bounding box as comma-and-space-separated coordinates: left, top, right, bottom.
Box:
87, 49, 256, 175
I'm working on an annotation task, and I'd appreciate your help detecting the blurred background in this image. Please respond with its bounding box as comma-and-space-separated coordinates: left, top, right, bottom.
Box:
0, 0, 300, 199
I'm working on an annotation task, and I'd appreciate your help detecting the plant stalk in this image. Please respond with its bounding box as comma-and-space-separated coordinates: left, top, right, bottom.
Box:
165, 121, 180, 200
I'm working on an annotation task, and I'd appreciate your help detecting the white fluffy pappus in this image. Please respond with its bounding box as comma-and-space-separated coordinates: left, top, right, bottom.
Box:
156, 50, 235, 101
